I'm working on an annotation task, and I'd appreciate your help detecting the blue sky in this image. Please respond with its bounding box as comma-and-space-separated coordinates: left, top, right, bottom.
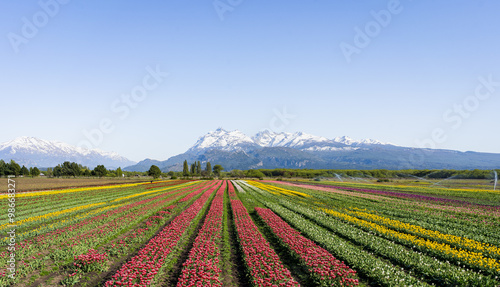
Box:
1, 0, 499, 162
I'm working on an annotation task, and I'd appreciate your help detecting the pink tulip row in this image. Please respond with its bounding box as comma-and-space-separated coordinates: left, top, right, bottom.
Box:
255, 207, 359, 287
231, 199, 300, 287
176, 181, 227, 287
105, 181, 222, 286
228, 181, 237, 198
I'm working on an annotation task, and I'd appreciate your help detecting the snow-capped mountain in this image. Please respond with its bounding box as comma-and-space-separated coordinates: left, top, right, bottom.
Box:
187, 129, 395, 154
253, 130, 331, 148
0, 136, 135, 168
187, 128, 259, 154
124, 128, 500, 172
332, 136, 395, 146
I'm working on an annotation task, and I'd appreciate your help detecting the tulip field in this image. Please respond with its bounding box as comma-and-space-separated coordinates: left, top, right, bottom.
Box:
1, 178, 499, 286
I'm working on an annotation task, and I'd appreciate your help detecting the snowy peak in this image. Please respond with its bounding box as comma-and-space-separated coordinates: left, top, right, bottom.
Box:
252, 130, 329, 148
333, 136, 394, 146
188, 128, 257, 153
0, 136, 124, 159
187, 128, 396, 154
0, 136, 135, 168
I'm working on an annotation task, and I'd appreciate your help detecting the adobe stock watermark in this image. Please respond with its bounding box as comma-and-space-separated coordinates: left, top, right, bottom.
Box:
7, 0, 71, 54
6, 176, 17, 280
399, 74, 499, 169
268, 107, 297, 133
78, 65, 168, 150
339, 0, 407, 63
213, 0, 243, 21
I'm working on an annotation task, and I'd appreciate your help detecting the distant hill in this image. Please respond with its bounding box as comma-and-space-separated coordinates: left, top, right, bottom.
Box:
124, 128, 500, 172
0, 137, 135, 169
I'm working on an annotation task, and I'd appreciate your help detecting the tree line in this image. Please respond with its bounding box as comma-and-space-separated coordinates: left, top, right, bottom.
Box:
0, 160, 125, 178
0, 160, 40, 177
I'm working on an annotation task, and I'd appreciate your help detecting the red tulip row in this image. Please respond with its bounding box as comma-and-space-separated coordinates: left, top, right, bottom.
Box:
100, 204, 178, 259
230, 199, 300, 287
179, 181, 219, 202
105, 181, 222, 286
74, 249, 108, 272
176, 181, 227, 287
255, 207, 359, 287
37, 181, 206, 250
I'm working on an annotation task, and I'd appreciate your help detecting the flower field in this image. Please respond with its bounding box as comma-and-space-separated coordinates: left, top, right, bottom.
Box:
1, 178, 499, 286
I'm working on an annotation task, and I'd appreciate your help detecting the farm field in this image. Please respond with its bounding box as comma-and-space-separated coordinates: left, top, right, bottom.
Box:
1, 178, 499, 286
0, 177, 154, 193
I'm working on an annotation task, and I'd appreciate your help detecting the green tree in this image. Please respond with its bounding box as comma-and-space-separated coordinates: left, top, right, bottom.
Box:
70, 162, 81, 177
8, 160, 21, 176
57, 161, 81, 177
148, 165, 162, 179
190, 163, 196, 176
0, 160, 6, 176
30, 167, 41, 177
183, 160, 189, 177
83, 169, 91, 177
93, 165, 108, 178
213, 164, 224, 177
230, 169, 245, 178
116, 167, 123, 178
206, 162, 212, 177
196, 161, 201, 175
245, 169, 265, 180
53, 165, 63, 177
20, 165, 29, 176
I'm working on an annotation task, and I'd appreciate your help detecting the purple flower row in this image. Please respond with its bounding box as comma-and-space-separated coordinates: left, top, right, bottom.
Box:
290, 182, 500, 211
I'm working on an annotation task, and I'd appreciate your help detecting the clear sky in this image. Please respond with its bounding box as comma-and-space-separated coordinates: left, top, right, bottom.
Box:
1, 0, 499, 162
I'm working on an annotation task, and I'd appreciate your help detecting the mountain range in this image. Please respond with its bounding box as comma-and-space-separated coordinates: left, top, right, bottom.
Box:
124, 128, 500, 171
0, 137, 135, 169
2, 129, 499, 171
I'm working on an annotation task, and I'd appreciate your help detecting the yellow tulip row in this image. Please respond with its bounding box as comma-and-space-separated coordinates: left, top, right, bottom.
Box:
346, 209, 500, 258
319, 207, 500, 272
2, 203, 124, 244
0, 180, 187, 233
296, 179, 497, 193
248, 181, 310, 197
0, 181, 169, 200
0, 202, 106, 232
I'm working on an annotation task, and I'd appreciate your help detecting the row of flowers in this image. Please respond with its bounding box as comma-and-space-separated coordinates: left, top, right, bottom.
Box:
104, 181, 222, 286
0, 181, 206, 284
0, 181, 155, 199
269, 197, 497, 286
248, 190, 429, 287
284, 181, 500, 210
176, 181, 227, 286
264, 181, 500, 248
230, 198, 300, 287
343, 207, 500, 260
248, 181, 310, 198
255, 207, 359, 286
318, 206, 500, 274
